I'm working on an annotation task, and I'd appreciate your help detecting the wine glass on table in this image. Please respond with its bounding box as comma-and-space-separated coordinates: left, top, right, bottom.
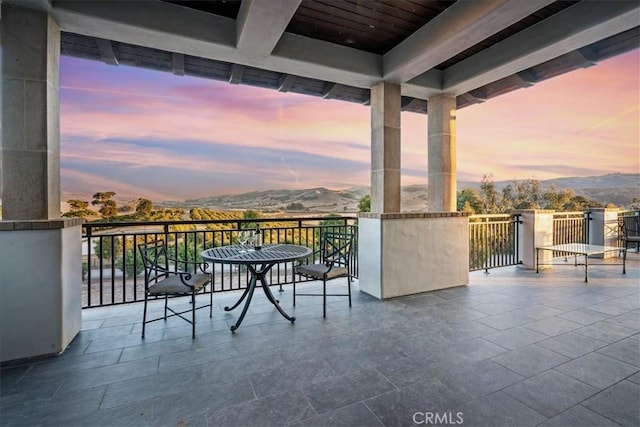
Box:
237, 230, 248, 247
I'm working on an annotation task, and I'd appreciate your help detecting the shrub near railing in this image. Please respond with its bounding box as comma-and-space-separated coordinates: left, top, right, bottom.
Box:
468, 214, 521, 272
82, 217, 358, 308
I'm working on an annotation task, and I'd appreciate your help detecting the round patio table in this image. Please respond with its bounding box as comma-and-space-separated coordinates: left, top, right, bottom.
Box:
201, 244, 312, 333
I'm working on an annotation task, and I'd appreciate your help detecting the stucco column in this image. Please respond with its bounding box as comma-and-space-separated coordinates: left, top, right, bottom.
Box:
1, 4, 61, 220
427, 94, 457, 212
370, 81, 401, 213
517, 209, 554, 269
589, 208, 620, 258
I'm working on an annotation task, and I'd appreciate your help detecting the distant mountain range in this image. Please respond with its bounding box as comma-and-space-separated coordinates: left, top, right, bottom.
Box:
158, 173, 639, 212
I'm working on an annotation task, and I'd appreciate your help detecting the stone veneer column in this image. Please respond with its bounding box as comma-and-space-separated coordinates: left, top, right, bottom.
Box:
427, 94, 457, 212
370, 81, 401, 213
0, 5, 81, 362
1, 4, 61, 220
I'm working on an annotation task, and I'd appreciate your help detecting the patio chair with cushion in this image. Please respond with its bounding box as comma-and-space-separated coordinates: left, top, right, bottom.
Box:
293, 231, 354, 317
138, 240, 212, 339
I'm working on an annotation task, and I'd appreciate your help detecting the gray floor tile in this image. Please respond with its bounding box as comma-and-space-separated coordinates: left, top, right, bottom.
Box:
119, 336, 201, 362
517, 305, 566, 320
26, 349, 122, 377
504, 370, 599, 417
539, 404, 623, 427
574, 321, 638, 344
61, 357, 159, 391
48, 399, 155, 427
524, 317, 581, 336
537, 332, 609, 359
477, 312, 536, 330
291, 402, 384, 427
432, 359, 525, 399
249, 356, 340, 398
304, 369, 396, 414
627, 371, 640, 384
99, 366, 208, 409
483, 327, 549, 350
587, 300, 636, 316
437, 337, 509, 364
554, 352, 638, 389
492, 344, 570, 378
0, 386, 106, 426
204, 390, 314, 427
597, 337, 640, 367
470, 300, 519, 315
604, 310, 640, 330
364, 375, 475, 427
583, 380, 640, 426
454, 391, 547, 427
557, 308, 612, 325
610, 296, 640, 310
374, 355, 440, 388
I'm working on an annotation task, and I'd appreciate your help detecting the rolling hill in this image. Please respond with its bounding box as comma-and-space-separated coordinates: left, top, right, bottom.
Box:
158, 173, 639, 212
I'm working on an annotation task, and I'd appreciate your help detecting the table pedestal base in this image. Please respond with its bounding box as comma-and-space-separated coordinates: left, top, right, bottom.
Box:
225, 262, 295, 333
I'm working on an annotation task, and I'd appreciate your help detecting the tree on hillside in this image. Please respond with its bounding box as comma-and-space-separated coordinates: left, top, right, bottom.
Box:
501, 179, 543, 210
135, 198, 153, 219
63, 199, 94, 218
92, 192, 118, 220
243, 210, 260, 219
457, 189, 482, 214
479, 174, 500, 213
464, 176, 606, 214
541, 185, 573, 210
358, 194, 371, 213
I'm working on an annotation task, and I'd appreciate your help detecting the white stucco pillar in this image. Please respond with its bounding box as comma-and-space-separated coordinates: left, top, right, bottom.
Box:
517, 210, 554, 269
427, 94, 457, 212
589, 208, 620, 258
1, 4, 61, 220
370, 81, 401, 214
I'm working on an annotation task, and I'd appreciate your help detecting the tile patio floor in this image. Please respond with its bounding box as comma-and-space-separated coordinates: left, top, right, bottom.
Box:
1, 258, 639, 426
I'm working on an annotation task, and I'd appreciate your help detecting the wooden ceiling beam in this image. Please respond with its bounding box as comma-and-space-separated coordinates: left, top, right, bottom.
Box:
96, 38, 118, 65
171, 52, 184, 76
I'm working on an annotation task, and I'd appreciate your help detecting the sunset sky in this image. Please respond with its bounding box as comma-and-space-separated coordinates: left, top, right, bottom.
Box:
59, 49, 639, 202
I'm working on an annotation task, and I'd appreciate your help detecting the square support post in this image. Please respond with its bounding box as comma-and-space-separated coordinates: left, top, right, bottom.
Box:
370, 81, 401, 214
427, 94, 457, 212
1, 5, 81, 362
1, 4, 61, 220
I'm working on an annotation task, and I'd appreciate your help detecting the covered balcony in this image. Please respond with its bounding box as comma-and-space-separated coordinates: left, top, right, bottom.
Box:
1, 1, 639, 425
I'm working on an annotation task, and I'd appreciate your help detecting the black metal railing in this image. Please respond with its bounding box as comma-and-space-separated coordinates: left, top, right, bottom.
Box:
468, 214, 521, 272
553, 211, 591, 245
82, 217, 358, 308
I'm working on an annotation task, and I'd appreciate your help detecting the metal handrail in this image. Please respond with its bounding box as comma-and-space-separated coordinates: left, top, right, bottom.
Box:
82, 216, 358, 308
468, 213, 521, 272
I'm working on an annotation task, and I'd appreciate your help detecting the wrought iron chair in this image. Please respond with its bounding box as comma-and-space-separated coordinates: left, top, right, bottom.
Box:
138, 240, 212, 339
620, 216, 640, 253
293, 231, 354, 317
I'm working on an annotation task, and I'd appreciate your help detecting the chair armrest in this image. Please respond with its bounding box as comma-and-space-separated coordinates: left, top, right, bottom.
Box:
294, 249, 321, 266
166, 257, 209, 273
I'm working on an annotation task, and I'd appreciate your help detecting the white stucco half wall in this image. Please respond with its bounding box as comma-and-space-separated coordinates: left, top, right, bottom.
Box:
358, 213, 469, 300
0, 220, 82, 362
